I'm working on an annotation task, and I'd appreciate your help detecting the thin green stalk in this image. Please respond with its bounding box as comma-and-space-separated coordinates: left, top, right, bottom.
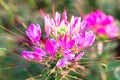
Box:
45, 67, 56, 80
97, 63, 107, 80
66, 75, 80, 79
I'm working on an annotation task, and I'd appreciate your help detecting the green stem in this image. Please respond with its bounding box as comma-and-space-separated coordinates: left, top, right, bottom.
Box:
66, 75, 80, 79
45, 67, 56, 80
97, 62, 106, 80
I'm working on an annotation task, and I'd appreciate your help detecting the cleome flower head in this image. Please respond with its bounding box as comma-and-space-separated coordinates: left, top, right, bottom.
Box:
84, 10, 118, 39
21, 10, 95, 68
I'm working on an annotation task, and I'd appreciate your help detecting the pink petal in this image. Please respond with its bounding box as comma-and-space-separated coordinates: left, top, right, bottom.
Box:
58, 34, 63, 46
72, 32, 80, 45
34, 47, 46, 57
75, 52, 84, 61
107, 25, 118, 38
39, 9, 45, 18
70, 17, 81, 33
44, 15, 51, 37
54, 12, 60, 25
50, 39, 59, 49
34, 53, 43, 62
21, 51, 35, 60
45, 39, 57, 57
26, 24, 41, 43
66, 39, 75, 49
26, 24, 35, 42
83, 31, 95, 47
79, 32, 85, 45
97, 28, 106, 34
80, 20, 87, 30
63, 50, 75, 60
56, 58, 68, 68
62, 9, 67, 21
63, 35, 67, 47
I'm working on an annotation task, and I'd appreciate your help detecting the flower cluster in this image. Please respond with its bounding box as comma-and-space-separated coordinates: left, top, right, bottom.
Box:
84, 10, 118, 39
21, 10, 95, 68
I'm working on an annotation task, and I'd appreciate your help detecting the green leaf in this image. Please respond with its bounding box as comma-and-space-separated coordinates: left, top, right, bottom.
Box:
101, 63, 108, 70
0, 48, 7, 56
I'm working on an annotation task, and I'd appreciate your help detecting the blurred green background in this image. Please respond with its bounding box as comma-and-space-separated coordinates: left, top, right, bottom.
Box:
0, 0, 120, 80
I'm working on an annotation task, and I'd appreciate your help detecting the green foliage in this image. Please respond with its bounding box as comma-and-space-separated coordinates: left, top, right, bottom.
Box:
0, 0, 120, 80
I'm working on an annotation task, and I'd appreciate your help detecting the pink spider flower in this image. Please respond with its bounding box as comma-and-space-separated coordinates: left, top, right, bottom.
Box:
26, 24, 41, 44
44, 10, 95, 68
21, 10, 96, 69
84, 10, 118, 38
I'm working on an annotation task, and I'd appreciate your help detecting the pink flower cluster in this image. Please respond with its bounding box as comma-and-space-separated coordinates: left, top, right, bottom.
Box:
21, 10, 95, 68
84, 10, 118, 38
